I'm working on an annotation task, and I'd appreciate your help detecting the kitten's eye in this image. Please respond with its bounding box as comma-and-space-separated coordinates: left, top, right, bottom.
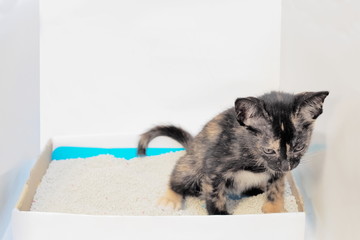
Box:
263, 148, 276, 155
294, 145, 305, 152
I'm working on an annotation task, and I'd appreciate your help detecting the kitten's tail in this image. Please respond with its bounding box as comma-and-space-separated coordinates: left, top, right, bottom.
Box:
137, 125, 193, 156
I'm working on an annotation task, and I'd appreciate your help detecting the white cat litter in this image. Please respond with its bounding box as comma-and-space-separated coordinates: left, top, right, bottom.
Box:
30, 151, 298, 215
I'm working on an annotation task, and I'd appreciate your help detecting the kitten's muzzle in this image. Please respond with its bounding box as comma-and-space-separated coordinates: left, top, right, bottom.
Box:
280, 160, 291, 172
270, 160, 291, 172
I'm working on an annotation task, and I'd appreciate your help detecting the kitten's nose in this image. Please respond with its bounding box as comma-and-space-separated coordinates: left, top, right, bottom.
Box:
281, 160, 290, 171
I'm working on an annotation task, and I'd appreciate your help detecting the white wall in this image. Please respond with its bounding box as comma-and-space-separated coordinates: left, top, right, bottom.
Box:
280, 0, 360, 133
3, 0, 359, 239
0, 0, 39, 238
4, 1, 359, 239
281, 0, 360, 239
40, 0, 281, 146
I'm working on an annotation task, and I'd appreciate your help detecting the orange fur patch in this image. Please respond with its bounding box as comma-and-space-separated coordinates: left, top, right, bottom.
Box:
157, 188, 183, 210
262, 199, 286, 213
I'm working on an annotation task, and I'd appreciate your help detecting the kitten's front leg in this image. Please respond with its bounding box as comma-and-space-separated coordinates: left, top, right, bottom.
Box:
262, 175, 286, 213
203, 175, 229, 215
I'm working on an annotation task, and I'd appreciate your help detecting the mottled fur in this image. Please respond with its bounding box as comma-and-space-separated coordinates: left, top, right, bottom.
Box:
138, 91, 329, 215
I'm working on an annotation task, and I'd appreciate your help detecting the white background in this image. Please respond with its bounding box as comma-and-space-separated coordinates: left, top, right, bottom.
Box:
2, 0, 360, 239
0, 0, 39, 238
281, 1, 360, 239
40, 0, 281, 147
280, 0, 360, 133
1, 1, 281, 238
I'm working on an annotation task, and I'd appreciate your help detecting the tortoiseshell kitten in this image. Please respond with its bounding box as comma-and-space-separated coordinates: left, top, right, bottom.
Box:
137, 91, 329, 215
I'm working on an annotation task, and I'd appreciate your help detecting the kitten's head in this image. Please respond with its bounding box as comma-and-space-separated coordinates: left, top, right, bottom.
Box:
235, 91, 329, 173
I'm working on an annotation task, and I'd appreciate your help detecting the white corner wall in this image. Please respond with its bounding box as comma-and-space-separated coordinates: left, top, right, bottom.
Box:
0, 0, 39, 239
280, 0, 360, 133
40, 0, 281, 147
281, 1, 360, 239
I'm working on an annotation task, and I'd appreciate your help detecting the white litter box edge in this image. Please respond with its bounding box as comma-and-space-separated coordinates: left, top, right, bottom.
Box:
12, 134, 305, 240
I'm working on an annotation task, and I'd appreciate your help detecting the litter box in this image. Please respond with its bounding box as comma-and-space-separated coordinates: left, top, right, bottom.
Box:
12, 134, 305, 240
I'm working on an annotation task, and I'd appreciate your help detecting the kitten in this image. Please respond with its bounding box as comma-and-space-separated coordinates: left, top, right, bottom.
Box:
137, 91, 329, 215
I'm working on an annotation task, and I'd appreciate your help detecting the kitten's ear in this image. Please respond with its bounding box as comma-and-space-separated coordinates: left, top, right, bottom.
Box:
235, 97, 268, 126
294, 91, 329, 120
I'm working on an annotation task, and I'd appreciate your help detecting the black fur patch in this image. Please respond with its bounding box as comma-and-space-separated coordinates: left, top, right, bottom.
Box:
206, 199, 229, 215
260, 92, 296, 146
225, 177, 234, 188
242, 187, 264, 197
137, 125, 193, 156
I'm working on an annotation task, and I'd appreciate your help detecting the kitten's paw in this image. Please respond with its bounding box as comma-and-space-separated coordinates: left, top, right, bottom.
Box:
157, 188, 182, 211
262, 201, 286, 213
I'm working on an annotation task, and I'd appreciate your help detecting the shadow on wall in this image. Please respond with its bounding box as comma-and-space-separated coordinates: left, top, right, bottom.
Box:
0, 0, 19, 14
316, 97, 360, 240
292, 131, 326, 239
0, 161, 33, 239
292, 96, 360, 240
